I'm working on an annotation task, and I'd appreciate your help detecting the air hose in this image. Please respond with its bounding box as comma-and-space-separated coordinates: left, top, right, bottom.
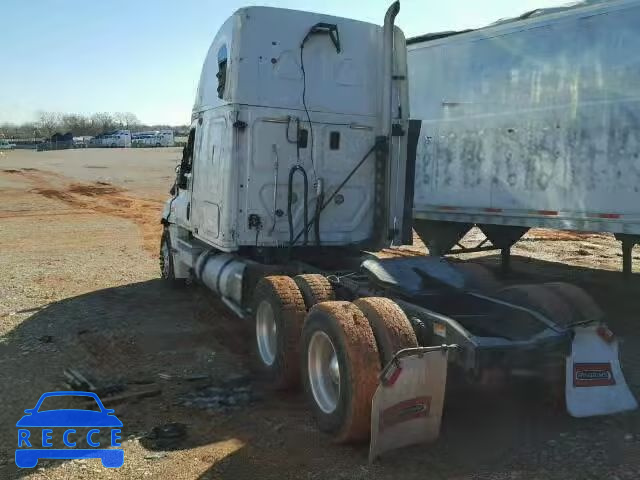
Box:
288, 165, 309, 246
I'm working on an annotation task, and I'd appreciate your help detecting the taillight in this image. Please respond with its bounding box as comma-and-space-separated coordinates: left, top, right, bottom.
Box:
597, 326, 615, 343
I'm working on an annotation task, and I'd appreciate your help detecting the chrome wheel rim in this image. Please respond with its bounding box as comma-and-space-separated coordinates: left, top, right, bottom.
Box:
256, 301, 277, 366
308, 331, 340, 414
160, 241, 171, 278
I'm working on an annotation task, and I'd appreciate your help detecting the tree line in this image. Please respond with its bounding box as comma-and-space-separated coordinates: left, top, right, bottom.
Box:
0, 111, 189, 140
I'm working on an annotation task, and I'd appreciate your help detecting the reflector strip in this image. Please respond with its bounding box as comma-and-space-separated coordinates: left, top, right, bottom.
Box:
380, 396, 431, 431
595, 213, 620, 219
536, 210, 558, 216
484, 208, 502, 213
384, 366, 403, 387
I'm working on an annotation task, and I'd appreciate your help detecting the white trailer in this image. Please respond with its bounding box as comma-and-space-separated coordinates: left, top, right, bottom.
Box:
407, 0, 640, 274
159, 2, 636, 459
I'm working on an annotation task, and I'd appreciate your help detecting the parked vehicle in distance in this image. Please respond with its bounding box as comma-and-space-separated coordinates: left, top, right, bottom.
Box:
132, 130, 175, 147
72, 136, 92, 148
90, 130, 131, 148
0, 139, 17, 150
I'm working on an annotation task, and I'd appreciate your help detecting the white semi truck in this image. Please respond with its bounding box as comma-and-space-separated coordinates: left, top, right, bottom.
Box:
161, 2, 636, 459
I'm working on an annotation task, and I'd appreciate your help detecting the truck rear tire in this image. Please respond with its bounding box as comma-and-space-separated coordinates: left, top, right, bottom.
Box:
252, 276, 306, 390
293, 274, 335, 310
353, 297, 418, 367
301, 301, 380, 442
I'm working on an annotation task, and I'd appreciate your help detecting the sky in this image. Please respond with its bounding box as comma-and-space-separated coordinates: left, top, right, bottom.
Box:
0, 0, 571, 126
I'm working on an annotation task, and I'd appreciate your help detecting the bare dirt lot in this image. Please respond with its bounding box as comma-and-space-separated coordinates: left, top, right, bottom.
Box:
1, 148, 640, 479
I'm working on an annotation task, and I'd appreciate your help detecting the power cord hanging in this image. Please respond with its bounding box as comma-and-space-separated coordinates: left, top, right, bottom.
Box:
299, 22, 340, 184
298, 22, 342, 247
288, 165, 309, 247
299, 46, 317, 183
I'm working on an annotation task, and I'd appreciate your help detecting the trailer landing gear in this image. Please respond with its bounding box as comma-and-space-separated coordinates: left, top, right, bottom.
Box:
413, 220, 528, 274
615, 234, 639, 276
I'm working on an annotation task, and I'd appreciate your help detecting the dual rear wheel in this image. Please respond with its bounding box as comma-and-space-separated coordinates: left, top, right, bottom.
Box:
252, 275, 417, 442
252, 273, 602, 441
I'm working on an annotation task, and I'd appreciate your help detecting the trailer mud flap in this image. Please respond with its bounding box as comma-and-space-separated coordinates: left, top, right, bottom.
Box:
369, 345, 454, 462
566, 326, 637, 417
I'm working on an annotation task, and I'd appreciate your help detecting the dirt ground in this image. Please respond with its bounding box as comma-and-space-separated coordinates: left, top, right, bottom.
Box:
1, 148, 640, 480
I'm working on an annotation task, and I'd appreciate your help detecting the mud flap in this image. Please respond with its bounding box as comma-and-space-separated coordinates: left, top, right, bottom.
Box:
566, 325, 638, 417
368, 345, 454, 462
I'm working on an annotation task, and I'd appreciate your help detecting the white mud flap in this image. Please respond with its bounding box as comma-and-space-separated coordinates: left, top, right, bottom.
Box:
566, 325, 638, 417
368, 345, 455, 463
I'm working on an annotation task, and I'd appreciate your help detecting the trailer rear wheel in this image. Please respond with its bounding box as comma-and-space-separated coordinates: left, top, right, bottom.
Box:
293, 274, 335, 310
301, 301, 380, 442
253, 276, 306, 390
353, 297, 418, 366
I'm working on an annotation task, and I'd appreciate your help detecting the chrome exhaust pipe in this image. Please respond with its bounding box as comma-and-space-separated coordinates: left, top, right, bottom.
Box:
379, 1, 400, 138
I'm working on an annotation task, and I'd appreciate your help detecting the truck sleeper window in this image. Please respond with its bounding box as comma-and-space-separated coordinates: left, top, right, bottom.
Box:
216, 45, 228, 99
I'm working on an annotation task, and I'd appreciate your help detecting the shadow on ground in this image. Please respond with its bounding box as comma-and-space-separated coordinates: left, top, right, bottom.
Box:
0, 279, 255, 477
1, 256, 640, 479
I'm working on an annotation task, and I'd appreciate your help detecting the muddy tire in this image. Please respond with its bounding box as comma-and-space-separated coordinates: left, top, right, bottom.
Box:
253, 276, 306, 390
543, 282, 603, 324
294, 274, 335, 310
353, 297, 418, 366
455, 263, 501, 293
301, 301, 380, 442
159, 228, 183, 287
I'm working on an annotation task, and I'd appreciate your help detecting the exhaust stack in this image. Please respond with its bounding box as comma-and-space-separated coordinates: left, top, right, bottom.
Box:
371, 1, 400, 249
379, 1, 400, 138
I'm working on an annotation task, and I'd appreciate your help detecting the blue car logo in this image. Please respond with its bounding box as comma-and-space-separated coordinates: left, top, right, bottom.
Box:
16, 391, 124, 468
